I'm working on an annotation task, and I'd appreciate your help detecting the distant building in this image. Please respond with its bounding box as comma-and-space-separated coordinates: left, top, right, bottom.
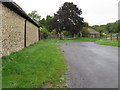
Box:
87, 28, 100, 38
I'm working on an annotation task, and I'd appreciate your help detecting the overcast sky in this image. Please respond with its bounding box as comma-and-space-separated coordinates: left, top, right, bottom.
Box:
13, 0, 119, 26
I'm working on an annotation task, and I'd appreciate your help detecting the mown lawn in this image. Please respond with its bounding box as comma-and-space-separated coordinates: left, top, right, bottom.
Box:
51, 37, 100, 43
2, 41, 67, 88
52, 37, 119, 47
95, 39, 119, 47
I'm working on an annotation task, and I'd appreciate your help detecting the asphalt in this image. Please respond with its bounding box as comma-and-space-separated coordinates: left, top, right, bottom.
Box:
59, 42, 118, 88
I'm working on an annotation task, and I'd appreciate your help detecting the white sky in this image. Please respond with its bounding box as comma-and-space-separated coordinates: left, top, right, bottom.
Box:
13, 0, 119, 26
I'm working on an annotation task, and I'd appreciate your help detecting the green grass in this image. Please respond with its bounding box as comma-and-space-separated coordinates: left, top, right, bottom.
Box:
51, 37, 119, 47
2, 37, 119, 88
2, 41, 67, 88
95, 39, 119, 47
0, 58, 2, 89
50, 37, 100, 43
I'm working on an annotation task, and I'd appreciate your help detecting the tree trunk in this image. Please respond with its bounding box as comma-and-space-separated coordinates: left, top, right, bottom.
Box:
72, 33, 76, 38
73, 34, 76, 38
57, 33, 60, 40
80, 32, 82, 37
58, 32, 64, 40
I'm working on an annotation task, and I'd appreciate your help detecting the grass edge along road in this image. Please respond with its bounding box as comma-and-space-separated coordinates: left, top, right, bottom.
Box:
52, 38, 119, 47
95, 39, 119, 47
2, 38, 119, 88
2, 41, 67, 88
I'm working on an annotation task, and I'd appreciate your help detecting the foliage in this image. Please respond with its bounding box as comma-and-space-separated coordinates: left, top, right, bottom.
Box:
91, 20, 120, 35
39, 18, 45, 27
28, 11, 54, 38
39, 15, 53, 29
39, 15, 53, 39
49, 2, 84, 36
42, 27, 57, 39
2, 41, 67, 88
83, 22, 89, 27
50, 29, 57, 35
62, 31, 72, 36
42, 27, 50, 39
81, 27, 89, 37
28, 11, 53, 29
91, 25, 105, 37
28, 10, 41, 24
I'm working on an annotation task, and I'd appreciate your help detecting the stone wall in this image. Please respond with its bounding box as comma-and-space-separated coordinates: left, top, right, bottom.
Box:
0, 3, 2, 57
26, 21, 38, 46
1, 4, 39, 56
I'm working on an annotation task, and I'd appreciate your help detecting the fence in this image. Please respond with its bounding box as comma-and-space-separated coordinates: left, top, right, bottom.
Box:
105, 33, 120, 41
46, 34, 74, 40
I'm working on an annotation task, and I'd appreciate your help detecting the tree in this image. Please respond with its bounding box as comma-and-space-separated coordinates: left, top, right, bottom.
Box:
39, 18, 46, 27
49, 2, 84, 37
81, 27, 89, 37
83, 22, 89, 27
28, 10, 41, 24
91, 20, 120, 34
117, 20, 120, 33
39, 15, 53, 29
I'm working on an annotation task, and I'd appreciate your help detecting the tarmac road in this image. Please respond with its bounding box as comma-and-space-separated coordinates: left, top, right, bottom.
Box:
59, 42, 118, 88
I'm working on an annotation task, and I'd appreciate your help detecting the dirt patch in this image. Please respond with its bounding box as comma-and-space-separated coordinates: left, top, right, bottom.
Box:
41, 82, 52, 88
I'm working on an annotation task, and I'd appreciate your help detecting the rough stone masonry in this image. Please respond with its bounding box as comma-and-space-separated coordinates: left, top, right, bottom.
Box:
0, 1, 40, 56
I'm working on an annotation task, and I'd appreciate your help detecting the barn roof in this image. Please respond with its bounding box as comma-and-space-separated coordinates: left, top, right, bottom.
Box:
88, 28, 100, 34
0, 0, 40, 28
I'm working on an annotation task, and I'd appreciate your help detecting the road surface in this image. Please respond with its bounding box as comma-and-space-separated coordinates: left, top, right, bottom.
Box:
59, 42, 118, 88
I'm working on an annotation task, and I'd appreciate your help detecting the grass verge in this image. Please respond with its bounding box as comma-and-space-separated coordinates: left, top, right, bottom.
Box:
95, 39, 119, 47
2, 41, 67, 88
51, 37, 119, 47
2, 37, 119, 88
50, 37, 100, 43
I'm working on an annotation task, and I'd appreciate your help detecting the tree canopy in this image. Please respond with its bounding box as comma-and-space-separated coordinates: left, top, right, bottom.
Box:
28, 11, 55, 38
91, 20, 120, 34
28, 10, 41, 24
49, 2, 84, 35
28, 11, 53, 29
39, 15, 53, 29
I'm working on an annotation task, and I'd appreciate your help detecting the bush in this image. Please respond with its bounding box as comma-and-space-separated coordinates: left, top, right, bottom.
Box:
42, 28, 57, 39
81, 27, 89, 37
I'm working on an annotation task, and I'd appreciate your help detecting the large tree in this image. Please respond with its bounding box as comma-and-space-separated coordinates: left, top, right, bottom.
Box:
49, 2, 84, 37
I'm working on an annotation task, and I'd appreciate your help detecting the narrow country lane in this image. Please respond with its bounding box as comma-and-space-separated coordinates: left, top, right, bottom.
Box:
59, 42, 118, 88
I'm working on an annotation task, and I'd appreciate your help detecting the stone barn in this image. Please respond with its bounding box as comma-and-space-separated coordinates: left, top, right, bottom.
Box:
88, 28, 100, 38
0, 0, 40, 56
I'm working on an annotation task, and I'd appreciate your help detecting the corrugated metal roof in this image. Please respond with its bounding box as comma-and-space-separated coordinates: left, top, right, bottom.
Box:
0, 0, 40, 28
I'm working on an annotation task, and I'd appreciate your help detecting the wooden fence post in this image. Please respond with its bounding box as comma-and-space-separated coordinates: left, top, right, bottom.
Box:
117, 34, 118, 40
106, 34, 107, 40
110, 34, 112, 40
